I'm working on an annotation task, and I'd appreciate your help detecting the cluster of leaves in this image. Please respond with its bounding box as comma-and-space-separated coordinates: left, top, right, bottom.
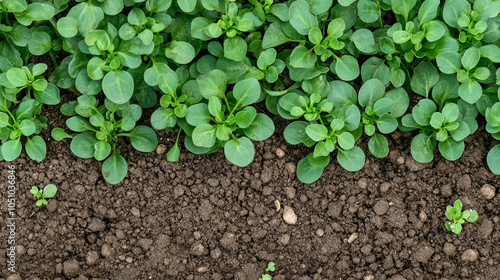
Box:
1, 0, 500, 185
445, 199, 478, 234
30, 183, 57, 207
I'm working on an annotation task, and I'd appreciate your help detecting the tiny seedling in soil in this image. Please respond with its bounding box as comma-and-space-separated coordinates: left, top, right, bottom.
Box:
30, 184, 57, 207
445, 199, 478, 234
259, 262, 275, 280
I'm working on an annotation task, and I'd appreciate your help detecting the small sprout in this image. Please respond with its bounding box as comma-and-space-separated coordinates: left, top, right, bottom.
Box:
259, 262, 275, 280
445, 199, 478, 234
274, 200, 280, 212
30, 184, 57, 207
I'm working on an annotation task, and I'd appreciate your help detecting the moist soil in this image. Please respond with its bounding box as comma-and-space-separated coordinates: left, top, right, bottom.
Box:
1, 94, 500, 280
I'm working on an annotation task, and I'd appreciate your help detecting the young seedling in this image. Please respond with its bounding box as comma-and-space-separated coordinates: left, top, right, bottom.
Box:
445, 199, 478, 234
259, 262, 275, 280
30, 184, 57, 207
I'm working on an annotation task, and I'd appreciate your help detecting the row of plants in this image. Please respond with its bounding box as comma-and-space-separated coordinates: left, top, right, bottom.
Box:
0, 0, 499, 184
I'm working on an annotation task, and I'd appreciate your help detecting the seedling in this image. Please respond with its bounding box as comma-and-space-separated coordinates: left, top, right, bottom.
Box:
259, 262, 275, 280
445, 199, 478, 234
30, 184, 57, 207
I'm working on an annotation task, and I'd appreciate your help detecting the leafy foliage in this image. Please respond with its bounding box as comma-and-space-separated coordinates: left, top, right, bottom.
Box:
445, 199, 478, 235
30, 183, 57, 207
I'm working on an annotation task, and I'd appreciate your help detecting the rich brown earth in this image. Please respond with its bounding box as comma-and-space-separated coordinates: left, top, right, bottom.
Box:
1, 95, 499, 280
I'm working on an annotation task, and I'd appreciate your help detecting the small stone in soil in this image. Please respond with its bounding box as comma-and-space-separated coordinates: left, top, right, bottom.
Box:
276, 148, 285, 158
480, 184, 495, 199
156, 144, 167, 155
373, 200, 389, 215
461, 249, 479, 262
348, 233, 358, 243
130, 207, 141, 218
316, 228, 324, 237
284, 187, 296, 199
285, 162, 296, 174
283, 206, 297, 225
279, 234, 290, 245
63, 259, 80, 277
86, 251, 99, 265
443, 243, 456, 256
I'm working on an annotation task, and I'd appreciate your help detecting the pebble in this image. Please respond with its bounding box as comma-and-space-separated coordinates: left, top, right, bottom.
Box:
86, 251, 99, 265
191, 243, 208, 256
276, 148, 285, 158
74, 184, 86, 194
480, 184, 495, 199
348, 233, 358, 243
130, 207, 141, 218
316, 228, 324, 237
156, 144, 167, 155
207, 178, 219, 187
457, 174, 472, 189
443, 243, 456, 256
88, 218, 106, 232
173, 186, 185, 198
126, 257, 133, 263
396, 157, 405, 164
63, 259, 80, 277
364, 276, 375, 280
413, 246, 434, 262
101, 244, 112, 257
285, 162, 296, 174
283, 206, 297, 225
357, 178, 368, 189
220, 233, 238, 250
461, 249, 479, 262
373, 200, 389, 215
380, 182, 391, 192
279, 234, 290, 245
211, 248, 222, 259
284, 187, 296, 199
419, 211, 427, 222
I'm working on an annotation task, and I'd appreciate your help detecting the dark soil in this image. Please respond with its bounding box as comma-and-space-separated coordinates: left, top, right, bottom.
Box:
1, 95, 499, 280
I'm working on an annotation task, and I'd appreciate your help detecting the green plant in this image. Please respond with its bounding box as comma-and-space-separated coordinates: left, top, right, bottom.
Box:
30, 184, 57, 207
52, 95, 158, 184
259, 262, 275, 280
445, 199, 478, 234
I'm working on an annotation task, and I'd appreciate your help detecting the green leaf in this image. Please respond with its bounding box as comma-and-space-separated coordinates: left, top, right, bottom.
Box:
411, 133, 436, 163
350, 29, 375, 53
6, 68, 28, 87
262, 23, 292, 49
42, 184, 57, 198
197, 69, 226, 99
391, 0, 416, 20
128, 126, 158, 152
79, 3, 104, 36
458, 80, 482, 104
480, 45, 500, 63
410, 61, 439, 97
19, 119, 35, 136
57, 17, 79, 38
289, 0, 318, 35
358, 78, 385, 107
34, 83, 60, 105
338, 132, 355, 150
335, 55, 359, 81
385, 88, 409, 118
66, 116, 94, 132
418, 0, 439, 24
25, 136, 46, 162
412, 99, 437, 126
377, 114, 398, 134
327, 18, 345, 38
177, 0, 196, 12
102, 149, 127, 184
192, 124, 216, 148
305, 0, 333, 14
28, 31, 51, 55
243, 113, 275, 141
158, 69, 178, 96
290, 45, 317, 69
165, 41, 196, 65
337, 146, 365, 171
147, 0, 172, 12
306, 124, 328, 141
102, 70, 134, 104
361, 57, 390, 85
186, 103, 211, 126
439, 138, 464, 161
151, 108, 176, 129
308, 27, 323, 45
224, 137, 255, 167
296, 155, 325, 183
423, 21, 445, 42
15, 99, 37, 120
235, 106, 257, 129
461, 47, 480, 71
368, 133, 389, 158
284, 121, 316, 146
70, 132, 98, 158
233, 78, 260, 106
1, 138, 22, 161
94, 140, 111, 161
257, 48, 277, 70
4, 0, 27, 13
224, 36, 247, 62
436, 51, 461, 74
357, 0, 379, 23
392, 30, 411, 44
51, 128, 72, 141
0, 112, 10, 127
487, 144, 500, 174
